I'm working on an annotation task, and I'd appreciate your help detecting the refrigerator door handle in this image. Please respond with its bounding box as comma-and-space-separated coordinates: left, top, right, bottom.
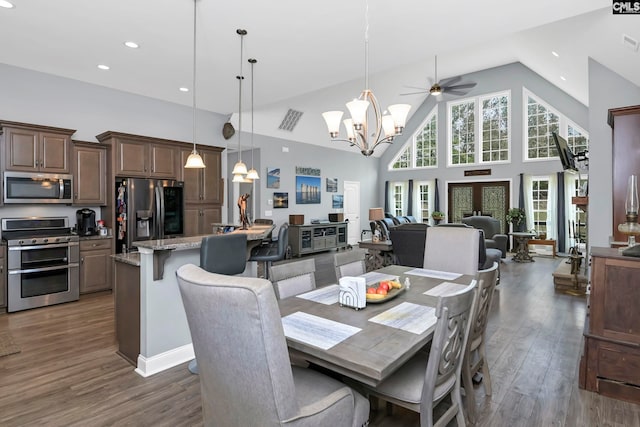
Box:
155, 184, 165, 239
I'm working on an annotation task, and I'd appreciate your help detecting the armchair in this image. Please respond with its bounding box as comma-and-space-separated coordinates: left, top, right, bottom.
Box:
461, 215, 508, 258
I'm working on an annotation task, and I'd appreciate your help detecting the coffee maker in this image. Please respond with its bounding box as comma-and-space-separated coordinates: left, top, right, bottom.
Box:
76, 209, 97, 236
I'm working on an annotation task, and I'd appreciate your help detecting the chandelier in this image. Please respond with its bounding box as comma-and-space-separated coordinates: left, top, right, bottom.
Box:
322, 0, 410, 157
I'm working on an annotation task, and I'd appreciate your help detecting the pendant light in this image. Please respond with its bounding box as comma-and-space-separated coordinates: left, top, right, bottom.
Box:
184, 0, 206, 169
245, 57, 260, 180
232, 29, 248, 182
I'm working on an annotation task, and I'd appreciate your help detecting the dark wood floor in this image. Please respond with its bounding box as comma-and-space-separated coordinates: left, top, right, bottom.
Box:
1, 250, 640, 426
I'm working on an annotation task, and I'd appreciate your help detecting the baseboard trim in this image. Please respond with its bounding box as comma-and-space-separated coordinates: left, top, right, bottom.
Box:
134, 344, 194, 377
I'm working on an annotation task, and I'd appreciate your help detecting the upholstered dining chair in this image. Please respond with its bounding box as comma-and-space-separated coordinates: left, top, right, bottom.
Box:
462, 262, 499, 423
424, 226, 480, 276
334, 250, 366, 280
269, 258, 316, 300
249, 222, 289, 279
358, 280, 477, 427
176, 264, 370, 427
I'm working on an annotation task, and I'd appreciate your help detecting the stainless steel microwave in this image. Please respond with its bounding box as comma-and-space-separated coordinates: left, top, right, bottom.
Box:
3, 171, 73, 204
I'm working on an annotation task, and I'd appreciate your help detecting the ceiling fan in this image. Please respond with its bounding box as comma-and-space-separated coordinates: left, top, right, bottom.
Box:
401, 55, 477, 98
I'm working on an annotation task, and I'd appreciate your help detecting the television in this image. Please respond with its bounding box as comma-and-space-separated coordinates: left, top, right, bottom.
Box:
552, 132, 578, 173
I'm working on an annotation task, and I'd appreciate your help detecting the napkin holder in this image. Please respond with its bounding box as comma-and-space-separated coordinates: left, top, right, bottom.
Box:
339, 276, 366, 310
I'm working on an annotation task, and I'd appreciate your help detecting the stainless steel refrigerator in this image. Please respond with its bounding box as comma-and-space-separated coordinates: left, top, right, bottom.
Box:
115, 178, 185, 253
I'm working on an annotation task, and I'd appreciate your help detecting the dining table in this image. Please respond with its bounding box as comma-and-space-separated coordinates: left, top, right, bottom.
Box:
277, 265, 475, 387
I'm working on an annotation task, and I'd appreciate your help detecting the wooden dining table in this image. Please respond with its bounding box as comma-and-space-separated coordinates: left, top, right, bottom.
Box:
277, 265, 474, 387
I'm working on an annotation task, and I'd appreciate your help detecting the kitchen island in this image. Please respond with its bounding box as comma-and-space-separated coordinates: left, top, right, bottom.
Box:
112, 225, 274, 377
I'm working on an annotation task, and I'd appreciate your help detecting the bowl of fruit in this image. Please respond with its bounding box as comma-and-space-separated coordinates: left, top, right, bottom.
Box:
366, 279, 404, 303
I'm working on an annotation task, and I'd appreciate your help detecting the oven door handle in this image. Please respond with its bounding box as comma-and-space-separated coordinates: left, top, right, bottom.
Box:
8, 263, 80, 275
8, 242, 79, 251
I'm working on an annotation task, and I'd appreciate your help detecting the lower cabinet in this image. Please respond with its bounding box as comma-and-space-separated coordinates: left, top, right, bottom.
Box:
114, 260, 140, 366
289, 223, 348, 257
0, 246, 5, 309
79, 238, 113, 294
184, 205, 222, 236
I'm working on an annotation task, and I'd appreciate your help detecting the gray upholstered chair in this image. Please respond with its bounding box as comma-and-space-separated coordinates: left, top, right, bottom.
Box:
334, 250, 366, 280
269, 258, 316, 300
461, 216, 508, 258
359, 280, 477, 427
462, 262, 499, 423
249, 223, 289, 279
424, 226, 480, 276
389, 223, 429, 268
176, 264, 370, 427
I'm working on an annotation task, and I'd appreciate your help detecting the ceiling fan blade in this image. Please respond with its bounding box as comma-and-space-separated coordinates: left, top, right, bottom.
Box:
403, 85, 429, 91
438, 75, 462, 87
445, 89, 470, 96
445, 82, 477, 90
400, 90, 430, 96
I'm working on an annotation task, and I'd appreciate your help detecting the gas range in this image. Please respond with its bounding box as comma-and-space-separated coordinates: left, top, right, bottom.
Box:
1, 217, 78, 247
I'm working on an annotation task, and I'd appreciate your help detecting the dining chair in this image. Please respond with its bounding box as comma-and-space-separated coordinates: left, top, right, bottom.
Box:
424, 226, 480, 276
269, 258, 316, 300
249, 222, 289, 279
462, 261, 499, 423
176, 264, 370, 427
359, 280, 477, 427
334, 250, 366, 280
189, 233, 248, 374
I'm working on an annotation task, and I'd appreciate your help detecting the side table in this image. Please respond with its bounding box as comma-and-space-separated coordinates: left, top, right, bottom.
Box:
510, 232, 536, 262
358, 240, 394, 271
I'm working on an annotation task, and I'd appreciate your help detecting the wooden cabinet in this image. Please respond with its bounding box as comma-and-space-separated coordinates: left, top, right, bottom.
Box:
114, 138, 177, 178
289, 223, 348, 257
0, 245, 5, 310
608, 105, 640, 243
114, 259, 140, 366
73, 141, 107, 206
180, 146, 224, 236
79, 238, 113, 294
579, 247, 640, 404
1, 121, 74, 173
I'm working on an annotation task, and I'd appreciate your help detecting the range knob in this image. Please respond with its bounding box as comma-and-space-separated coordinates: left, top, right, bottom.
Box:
31, 239, 37, 244
43, 238, 49, 243
19, 240, 24, 245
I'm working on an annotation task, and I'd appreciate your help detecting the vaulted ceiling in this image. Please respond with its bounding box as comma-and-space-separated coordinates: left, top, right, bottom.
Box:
1, 0, 639, 155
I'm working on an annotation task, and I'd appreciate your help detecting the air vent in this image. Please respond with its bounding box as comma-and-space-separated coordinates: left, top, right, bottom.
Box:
622, 33, 639, 52
278, 109, 303, 132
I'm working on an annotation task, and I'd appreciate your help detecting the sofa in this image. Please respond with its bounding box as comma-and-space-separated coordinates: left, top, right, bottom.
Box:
461, 216, 508, 258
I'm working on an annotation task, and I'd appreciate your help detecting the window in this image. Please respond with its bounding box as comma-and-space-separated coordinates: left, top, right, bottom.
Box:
524, 88, 588, 161
448, 91, 511, 166
531, 178, 549, 236
417, 182, 430, 222
391, 182, 405, 217
390, 107, 437, 170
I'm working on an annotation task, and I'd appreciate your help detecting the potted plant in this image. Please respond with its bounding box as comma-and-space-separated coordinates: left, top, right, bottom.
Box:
431, 211, 444, 224
506, 208, 525, 231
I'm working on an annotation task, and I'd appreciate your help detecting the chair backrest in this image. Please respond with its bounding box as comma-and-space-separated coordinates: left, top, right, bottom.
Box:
461, 215, 502, 238
269, 258, 316, 299
334, 250, 366, 280
395, 216, 409, 224
176, 264, 299, 425
468, 262, 499, 352
274, 223, 290, 257
254, 218, 274, 225
421, 281, 476, 415
423, 226, 479, 275
404, 215, 417, 223
200, 233, 247, 275
389, 223, 429, 268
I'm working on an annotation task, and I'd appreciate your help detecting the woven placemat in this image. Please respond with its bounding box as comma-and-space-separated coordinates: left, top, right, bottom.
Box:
0, 331, 21, 357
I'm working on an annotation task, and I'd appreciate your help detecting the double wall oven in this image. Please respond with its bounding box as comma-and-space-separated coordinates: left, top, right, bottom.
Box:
2, 217, 79, 312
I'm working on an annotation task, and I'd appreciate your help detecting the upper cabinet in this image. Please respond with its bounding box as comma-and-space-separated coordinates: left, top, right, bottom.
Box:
179, 146, 224, 205
73, 141, 107, 206
97, 131, 177, 179
1, 121, 75, 174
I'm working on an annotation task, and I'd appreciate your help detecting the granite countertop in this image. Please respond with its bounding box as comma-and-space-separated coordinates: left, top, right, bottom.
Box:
112, 252, 141, 266
133, 225, 275, 252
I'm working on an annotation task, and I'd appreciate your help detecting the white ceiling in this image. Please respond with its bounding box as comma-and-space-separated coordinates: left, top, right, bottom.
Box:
1, 0, 639, 155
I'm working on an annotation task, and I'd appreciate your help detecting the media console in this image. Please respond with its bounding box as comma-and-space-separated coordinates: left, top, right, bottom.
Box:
288, 222, 348, 257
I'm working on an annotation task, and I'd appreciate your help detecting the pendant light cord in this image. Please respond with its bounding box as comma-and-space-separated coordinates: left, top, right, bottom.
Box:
236, 30, 246, 163
192, 0, 197, 152
250, 58, 256, 169
364, 0, 369, 91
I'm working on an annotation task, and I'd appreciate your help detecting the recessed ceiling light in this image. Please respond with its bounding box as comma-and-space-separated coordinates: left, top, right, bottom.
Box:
552, 51, 559, 57
124, 41, 139, 49
97, 64, 110, 70
0, 1, 15, 9
560, 76, 566, 81
179, 87, 189, 92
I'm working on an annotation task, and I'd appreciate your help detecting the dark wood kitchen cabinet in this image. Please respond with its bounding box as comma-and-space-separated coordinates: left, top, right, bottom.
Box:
114, 259, 140, 366
79, 238, 113, 294
179, 145, 224, 236
73, 141, 107, 206
1, 121, 75, 174
0, 245, 6, 309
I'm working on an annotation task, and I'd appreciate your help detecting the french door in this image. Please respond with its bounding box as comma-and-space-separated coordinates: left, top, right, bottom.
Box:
448, 181, 510, 233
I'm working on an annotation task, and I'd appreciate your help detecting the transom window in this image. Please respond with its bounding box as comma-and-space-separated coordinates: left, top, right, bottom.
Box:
448, 91, 511, 166
390, 107, 437, 170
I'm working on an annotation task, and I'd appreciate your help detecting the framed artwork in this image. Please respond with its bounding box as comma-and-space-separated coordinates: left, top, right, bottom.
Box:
273, 192, 288, 208
266, 167, 280, 189
332, 194, 343, 209
296, 175, 321, 204
326, 178, 338, 192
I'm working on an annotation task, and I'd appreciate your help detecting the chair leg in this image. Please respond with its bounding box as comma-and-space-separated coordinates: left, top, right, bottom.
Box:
263, 261, 271, 280
188, 359, 199, 375
479, 342, 492, 396
461, 358, 477, 424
